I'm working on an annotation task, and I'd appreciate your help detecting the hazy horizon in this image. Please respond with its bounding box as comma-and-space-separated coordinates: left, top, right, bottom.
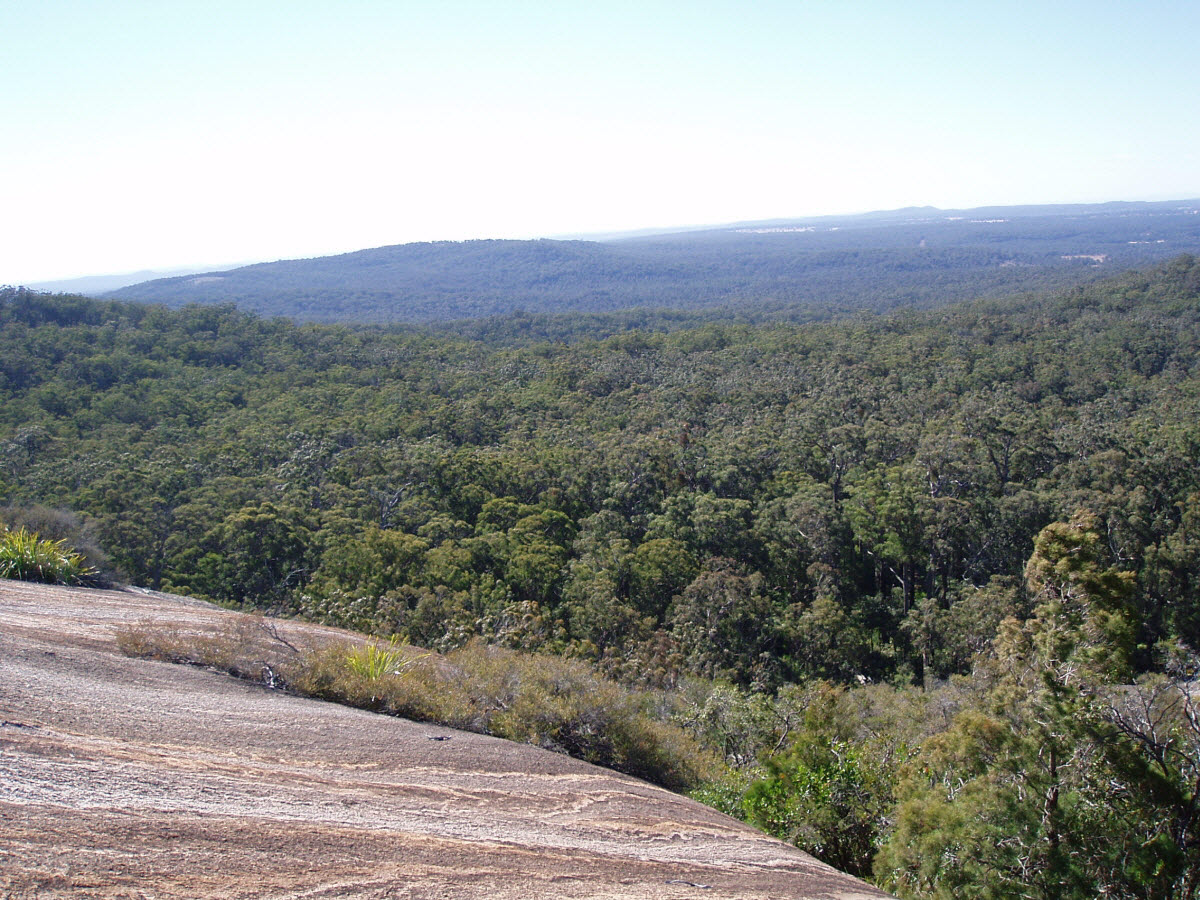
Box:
4, 1, 1198, 284
19, 195, 1200, 292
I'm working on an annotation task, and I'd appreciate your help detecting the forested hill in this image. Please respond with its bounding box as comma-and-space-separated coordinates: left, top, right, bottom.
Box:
7, 256, 1200, 897
101, 199, 1200, 323
2, 253, 1197, 685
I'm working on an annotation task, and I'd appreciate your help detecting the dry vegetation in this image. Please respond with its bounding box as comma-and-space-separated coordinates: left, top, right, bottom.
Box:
118, 615, 718, 792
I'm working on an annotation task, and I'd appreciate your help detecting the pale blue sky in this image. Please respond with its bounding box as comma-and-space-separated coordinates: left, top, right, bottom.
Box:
3, 0, 1198, 282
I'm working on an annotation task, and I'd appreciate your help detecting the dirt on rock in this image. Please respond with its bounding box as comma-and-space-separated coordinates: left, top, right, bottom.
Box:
0, 579, 893, 899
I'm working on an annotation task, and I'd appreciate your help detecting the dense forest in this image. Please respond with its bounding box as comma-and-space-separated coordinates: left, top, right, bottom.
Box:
101, 200, 1200, 323
4, 254, 1200, 896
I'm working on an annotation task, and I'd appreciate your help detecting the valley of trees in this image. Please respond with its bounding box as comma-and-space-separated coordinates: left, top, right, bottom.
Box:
4, 253, 1200, 896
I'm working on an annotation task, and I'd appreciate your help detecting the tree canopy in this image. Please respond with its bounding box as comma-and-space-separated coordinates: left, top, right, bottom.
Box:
4, 253, 1200, 895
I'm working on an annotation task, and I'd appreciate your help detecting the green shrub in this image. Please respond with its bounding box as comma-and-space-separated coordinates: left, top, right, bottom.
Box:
0, 526, 98, 585
689, 769, 757, 818
742, 740, 896, 879
0, 505, 113, 584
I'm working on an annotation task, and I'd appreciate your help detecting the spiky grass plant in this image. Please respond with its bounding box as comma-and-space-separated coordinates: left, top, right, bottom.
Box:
344, 636, 416, 680
0, 526, 97, 585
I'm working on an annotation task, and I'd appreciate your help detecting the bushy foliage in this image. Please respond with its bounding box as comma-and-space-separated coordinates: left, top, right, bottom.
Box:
0, 525, 97, 585
875, 513, 1200, 900
6, 257, 1200, 689
744, 740, 895, 878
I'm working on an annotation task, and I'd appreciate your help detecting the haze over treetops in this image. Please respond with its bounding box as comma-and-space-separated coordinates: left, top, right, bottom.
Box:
95, 200, 1200, 324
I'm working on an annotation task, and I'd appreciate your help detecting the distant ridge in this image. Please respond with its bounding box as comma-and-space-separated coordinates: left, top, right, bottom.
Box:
103, 199, 1200, 324
567, 199, 1200, 241
28, 263, 256, 296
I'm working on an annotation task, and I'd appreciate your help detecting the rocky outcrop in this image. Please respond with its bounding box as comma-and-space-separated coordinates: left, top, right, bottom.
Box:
0, 579, 891, 899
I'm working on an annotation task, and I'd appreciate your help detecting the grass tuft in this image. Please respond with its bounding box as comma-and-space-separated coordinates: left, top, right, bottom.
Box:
344, 636, 426, 681
0, 526, 98, 585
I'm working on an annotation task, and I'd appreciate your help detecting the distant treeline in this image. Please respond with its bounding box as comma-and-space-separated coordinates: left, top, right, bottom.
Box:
100, 201, 1200, 324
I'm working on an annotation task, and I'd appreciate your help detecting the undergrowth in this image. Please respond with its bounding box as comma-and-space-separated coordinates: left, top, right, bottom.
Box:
117, 615, 717, 792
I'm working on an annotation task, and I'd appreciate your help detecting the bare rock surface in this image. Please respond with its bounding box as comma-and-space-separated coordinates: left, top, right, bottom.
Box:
0, 579, 892, 899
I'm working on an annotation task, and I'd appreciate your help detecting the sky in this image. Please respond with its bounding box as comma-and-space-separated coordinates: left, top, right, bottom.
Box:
3, 0, 1199, 284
